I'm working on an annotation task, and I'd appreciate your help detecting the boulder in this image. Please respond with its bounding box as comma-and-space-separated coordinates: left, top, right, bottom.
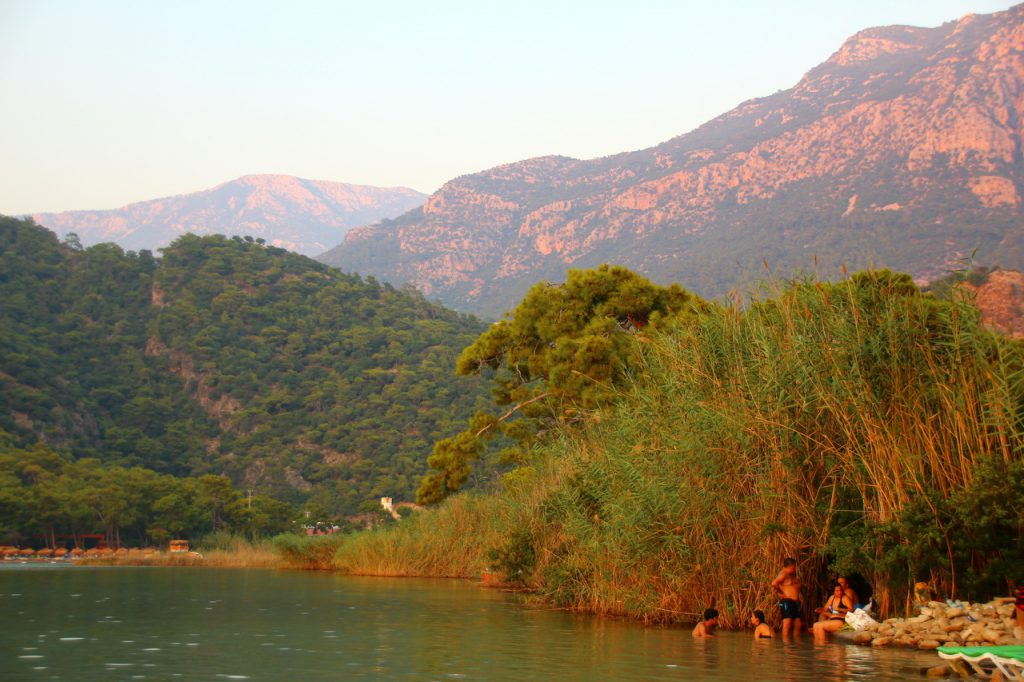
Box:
852, 631, 874, 645
871, 636, 893, 647
918, 639, 941, 650
945, 607, 966, 618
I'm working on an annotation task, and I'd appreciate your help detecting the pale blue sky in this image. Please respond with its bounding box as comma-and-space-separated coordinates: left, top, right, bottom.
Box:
0, 0, 1015, 213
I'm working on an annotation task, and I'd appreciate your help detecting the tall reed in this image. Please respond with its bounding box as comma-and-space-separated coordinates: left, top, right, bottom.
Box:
326, 494, 507, 577
527, 271, 1022, 625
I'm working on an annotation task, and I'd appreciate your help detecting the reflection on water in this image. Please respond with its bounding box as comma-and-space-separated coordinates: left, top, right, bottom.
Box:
0, 564, 935, 681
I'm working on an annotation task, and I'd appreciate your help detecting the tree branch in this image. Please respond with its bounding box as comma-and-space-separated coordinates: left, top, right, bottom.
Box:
475, 392, 552, 437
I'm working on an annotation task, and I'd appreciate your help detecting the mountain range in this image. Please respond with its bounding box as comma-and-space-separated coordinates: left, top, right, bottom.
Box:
33, 175, 426, 257
321, 4, 1024, 318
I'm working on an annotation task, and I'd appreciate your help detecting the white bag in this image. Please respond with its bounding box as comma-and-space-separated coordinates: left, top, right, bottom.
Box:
845, 607, 878, 631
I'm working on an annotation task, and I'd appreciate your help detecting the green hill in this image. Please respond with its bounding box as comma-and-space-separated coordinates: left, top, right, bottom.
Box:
0, 216, 491, 515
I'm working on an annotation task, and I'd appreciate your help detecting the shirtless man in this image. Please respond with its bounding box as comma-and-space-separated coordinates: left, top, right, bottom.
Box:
692, 608, 719, 638
771, 557, 802, 638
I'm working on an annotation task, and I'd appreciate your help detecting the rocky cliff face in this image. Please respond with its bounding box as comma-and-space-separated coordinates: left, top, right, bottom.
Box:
34, 175, 426, 257
968, 269, 1024, 338
322, 5, 1024, 318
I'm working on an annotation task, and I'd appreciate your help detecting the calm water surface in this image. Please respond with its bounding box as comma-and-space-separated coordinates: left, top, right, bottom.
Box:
0, 564, 934, 681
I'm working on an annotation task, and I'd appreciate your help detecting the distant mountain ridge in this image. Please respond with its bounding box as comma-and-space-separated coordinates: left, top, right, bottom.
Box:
321, 4, 1024, 318
34, 175, 427, 257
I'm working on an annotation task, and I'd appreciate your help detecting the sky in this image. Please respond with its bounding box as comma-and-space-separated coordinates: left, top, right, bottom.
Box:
0, 0, 1016, 214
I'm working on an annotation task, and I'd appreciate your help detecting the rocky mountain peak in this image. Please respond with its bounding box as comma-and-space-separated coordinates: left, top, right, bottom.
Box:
320, 3, 1023, 319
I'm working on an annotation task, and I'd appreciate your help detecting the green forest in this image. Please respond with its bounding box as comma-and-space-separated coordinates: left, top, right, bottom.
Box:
0, 215, 493, 546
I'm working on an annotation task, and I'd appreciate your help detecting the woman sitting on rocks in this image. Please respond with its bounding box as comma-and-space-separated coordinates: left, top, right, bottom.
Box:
813, 584, 853, 640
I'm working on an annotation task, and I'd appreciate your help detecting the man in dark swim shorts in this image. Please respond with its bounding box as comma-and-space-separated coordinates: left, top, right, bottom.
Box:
779, 597, 800, 620
771, 557, 803, 638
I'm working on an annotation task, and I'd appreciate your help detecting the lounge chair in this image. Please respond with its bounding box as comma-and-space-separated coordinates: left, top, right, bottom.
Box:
937, 645, 1024, 680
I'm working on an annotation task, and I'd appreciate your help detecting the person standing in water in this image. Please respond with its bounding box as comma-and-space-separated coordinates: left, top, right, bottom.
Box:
771, 557, 802, 638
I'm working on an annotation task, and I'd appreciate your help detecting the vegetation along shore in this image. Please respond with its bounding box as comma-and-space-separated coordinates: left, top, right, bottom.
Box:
277, 266, 1023, 634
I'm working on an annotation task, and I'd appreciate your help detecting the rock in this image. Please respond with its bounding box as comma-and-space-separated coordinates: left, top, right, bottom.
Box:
1014, 627, 1024, 641
852, 631, 874, 645
921, 607, 934, 617
925, 664, 952, 677
919, 639, 941, 650
945, 607, 966, 618
998, 604, 1016, 618
871, 636, 893, 647
943, 623, 964, 633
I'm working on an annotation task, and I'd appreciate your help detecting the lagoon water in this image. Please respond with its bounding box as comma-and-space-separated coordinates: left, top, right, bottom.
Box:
0, 564, 934, 681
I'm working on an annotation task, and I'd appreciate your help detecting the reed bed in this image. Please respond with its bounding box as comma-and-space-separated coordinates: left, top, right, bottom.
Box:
328, 494, 507, 577
79, 541, 283, 568
521, 272, 1022, 626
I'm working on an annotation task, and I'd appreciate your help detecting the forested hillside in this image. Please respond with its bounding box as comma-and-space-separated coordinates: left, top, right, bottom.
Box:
0, 216, 491, 515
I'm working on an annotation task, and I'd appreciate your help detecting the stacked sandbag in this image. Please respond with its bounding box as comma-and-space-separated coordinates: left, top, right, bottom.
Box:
851, 599, 1024, 650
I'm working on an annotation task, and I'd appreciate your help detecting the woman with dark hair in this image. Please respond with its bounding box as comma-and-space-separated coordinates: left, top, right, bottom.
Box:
750, 610, 772, 639
812, 584, 853, 641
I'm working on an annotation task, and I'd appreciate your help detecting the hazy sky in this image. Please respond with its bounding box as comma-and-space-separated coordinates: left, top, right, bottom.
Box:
0, 0, 1015, 213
